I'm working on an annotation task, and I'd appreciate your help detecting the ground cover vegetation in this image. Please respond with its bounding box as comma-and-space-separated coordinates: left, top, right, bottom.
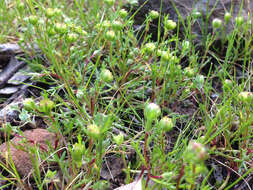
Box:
0, 0, 252, 189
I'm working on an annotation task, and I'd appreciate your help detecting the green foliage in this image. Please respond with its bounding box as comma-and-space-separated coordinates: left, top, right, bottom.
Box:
0, 0, 252, 189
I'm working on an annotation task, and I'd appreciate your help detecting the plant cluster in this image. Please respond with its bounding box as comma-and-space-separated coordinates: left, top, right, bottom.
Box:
0, 0, 252, 189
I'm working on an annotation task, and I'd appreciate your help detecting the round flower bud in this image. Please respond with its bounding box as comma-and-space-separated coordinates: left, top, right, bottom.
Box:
184, 67, 195, 77
164, 19, 177, 30
87, 124, 101, 139
54, 8, 61, 15
113, 133, 124, 146
149, 10, 159, 20
28, 15, 38, 25
182, 40, 190, 51
157, 49, 162, 56
101, 20, 111, 28
235, 16, 244, 26
144, 42, 156, 54
55, 23, 68, 34
16, 2, 25, 10
38, 18, 45, 25
144, 103, 161, 121
23, 98, 36, 111
47, 28, 56, 36
224, 12, 231, 23
159, 116, 174, 132
192, 10, 201, 19
238, 91, 253, 103
105, 30, 116, 41
101, 69, 113, 83
187, 141, 208, 162
39, 98, 55, 113
45, 8, 55, 18
223, 79, 233, 89
76, 89, 84, 100
212, 18, 222, 29
72, 143, 85, 165
112, 20, 122, 31
119, 9, 128, 18
170, 55, 178, 63
104, 0, 115, 7
161, 51, 170, 61
66, 33, 78, 43
195, 74, 205, 86
128, 0, 138, 6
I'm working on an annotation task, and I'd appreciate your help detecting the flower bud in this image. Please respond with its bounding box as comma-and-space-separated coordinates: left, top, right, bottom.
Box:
112, 20, 122, 31
119, 9, 128, 18
45, 8, 56, 18
76, 89, 84, 100
144, 42, 156, 54
16, 2, 25, 10
212, 18, 222, 29
192, 10, 201, 19
101, 69, 113, 83
149, 10, 159, 20
195, 74, 205, 86
66, 33, 78, 43
39, 98, 55, 113
54, 8, 61, 15
47, 28, 56, 36
104, 0, 115, 7
224, 12, 231, 23
144, 103, 161, 121
161, 51, 170, 61
170, 55, 178, 63
182, 40, 190, 51
55, 23, 68, 34
23, 98, 36, 111
105, 30, 116, 41
235, 16, 244, 26
164, 19, 177, 30
238, 91, 253, 103
184, 67, 195, 77
159, 116, 173, 132
184, 141, 208, 163
113, 133, 124, 146
72, 143, 85, 164
28, 15, 38, 25
156, 49, 162, 56
87, 124, 101, 139
101, 20, 111, 28
127, 0, 138, 6
223, 79, 233, 89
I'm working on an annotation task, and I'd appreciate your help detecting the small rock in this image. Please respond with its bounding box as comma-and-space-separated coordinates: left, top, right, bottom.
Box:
0, 129, 57, 177
0, 86, 19, 95
7, 66, 31, 85
0, 56, 26, 88
0, 101, 20, 123
0, 43, 22, 55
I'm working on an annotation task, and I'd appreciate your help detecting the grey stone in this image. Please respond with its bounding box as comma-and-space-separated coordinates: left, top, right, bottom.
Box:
0, 86, 19, 95
0, 101, 20, 122
7, 66, 31, 85
0, 56, 26, 88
